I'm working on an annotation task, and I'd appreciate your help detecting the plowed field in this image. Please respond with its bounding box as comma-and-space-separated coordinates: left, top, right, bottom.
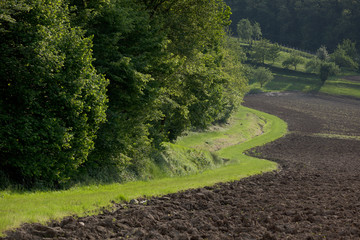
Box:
3, 92, 360, 240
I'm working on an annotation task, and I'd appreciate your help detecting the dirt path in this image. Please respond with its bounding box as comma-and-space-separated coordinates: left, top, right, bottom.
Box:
3, 92, 360, 240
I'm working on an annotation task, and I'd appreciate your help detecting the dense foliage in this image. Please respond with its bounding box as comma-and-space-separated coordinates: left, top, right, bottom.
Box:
0, 0, 248, 188
226, 0, 360, 52
0, 0, 108, 187
236, 18, 262, 43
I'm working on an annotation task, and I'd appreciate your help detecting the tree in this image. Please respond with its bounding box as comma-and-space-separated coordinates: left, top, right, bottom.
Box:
0, 0, 108, 186
316, 45, 330, 61
70, 0, 169, 178
331, 39, 359, 70
0, 0, 30, 32
306, 54, 340, 83
282, 52, 304, 70
252, 22, 262, 40
236, 18, 262, 43
249, 67, 274, 88
338, 39, 358, 60
251, 39, 270, 64
331, 48, 359, 70
305, 58, 321, 73
314, 45, 340, 82
268, 43, 281, 63
70, 0, 244, 180
237, 19, 253, 42
250, 39, 280, 64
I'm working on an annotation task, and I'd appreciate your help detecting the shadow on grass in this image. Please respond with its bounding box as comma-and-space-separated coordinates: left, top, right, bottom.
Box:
249, 64, 323, 93
326, 81, 360, 89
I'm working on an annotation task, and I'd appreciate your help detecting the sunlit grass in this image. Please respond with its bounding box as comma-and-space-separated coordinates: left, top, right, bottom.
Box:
218, 108, 287, 160
321, 78, 360, 98
249, 65, 360, 99
0, 107, 287, 235
264, 51, 311, 73
249, 67, 321, 93
176, 107, 266, 151
244, 41, 360, 99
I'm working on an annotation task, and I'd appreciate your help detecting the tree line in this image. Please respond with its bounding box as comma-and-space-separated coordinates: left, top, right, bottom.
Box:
0, 0, 248, 188
235, 18, 358, 86
226, 0, 360, 53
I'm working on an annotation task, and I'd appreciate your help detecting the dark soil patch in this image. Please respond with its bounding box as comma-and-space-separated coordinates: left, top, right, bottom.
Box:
2, 92, 360, 240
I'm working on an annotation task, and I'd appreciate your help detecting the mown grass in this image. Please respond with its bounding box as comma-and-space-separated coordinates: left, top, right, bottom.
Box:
264, 50, 312, 73
251, 67, 321, 93
0, 106, 287, 235
176, 107, 266, 151
320, 78, 360, 98
217, 108, 287, 160
240, 38, 360, 99
249, 64, 360, 99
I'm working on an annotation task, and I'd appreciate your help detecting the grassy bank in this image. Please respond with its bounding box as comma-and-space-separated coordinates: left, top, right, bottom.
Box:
0, 106, 287, 235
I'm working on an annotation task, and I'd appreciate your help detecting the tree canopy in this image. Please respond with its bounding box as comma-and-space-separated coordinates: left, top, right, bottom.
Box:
236, 18, 262, 42
0, 0, 108, 186
0, 0, 248, 188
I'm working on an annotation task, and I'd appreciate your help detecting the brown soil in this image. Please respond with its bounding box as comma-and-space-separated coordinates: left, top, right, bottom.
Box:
2, 92, 360, 240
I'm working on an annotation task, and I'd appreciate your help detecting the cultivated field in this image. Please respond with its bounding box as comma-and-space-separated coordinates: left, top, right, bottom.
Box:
2, 92, 360, 239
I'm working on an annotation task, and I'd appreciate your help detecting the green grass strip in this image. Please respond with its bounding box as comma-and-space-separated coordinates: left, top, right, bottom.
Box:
0, 107, 287, 235
176, 106, 267, 151
217, 108, 287, 160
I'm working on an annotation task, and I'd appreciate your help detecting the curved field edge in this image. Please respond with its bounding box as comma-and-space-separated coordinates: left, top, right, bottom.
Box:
0, 107, 287, 235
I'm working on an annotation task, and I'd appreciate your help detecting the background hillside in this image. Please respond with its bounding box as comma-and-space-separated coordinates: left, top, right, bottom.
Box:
226, 0, 360, 52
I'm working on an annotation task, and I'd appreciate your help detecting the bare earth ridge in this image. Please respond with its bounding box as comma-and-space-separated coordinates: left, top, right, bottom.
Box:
2, 92, 360, 240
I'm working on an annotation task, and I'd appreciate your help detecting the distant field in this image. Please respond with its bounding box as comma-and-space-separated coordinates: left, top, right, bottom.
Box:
239, 38, 360, 99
